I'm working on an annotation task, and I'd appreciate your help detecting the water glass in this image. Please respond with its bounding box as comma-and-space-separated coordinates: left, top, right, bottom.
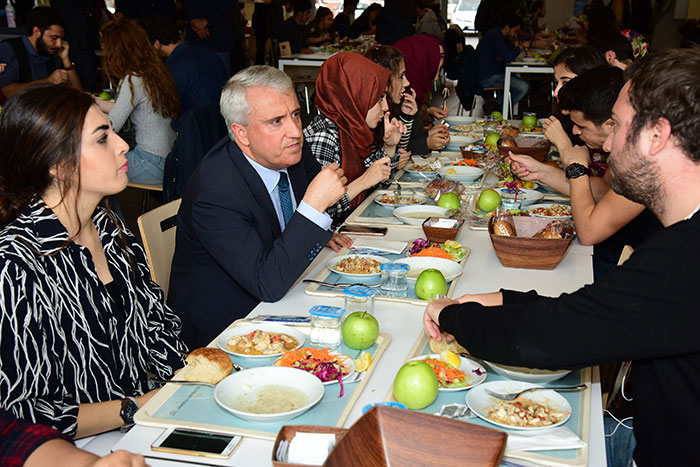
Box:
380, 263, 409, 297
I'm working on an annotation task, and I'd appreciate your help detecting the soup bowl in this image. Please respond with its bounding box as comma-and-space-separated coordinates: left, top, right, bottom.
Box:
214, 366, 324, 422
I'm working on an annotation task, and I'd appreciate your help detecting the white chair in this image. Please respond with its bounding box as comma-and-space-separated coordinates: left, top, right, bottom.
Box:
137, 199, 181, 296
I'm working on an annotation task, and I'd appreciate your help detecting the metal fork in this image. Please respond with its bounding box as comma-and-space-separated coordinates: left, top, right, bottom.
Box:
485, 384, 587, 401
302, 279, 380, 289
151, 378, 215, 388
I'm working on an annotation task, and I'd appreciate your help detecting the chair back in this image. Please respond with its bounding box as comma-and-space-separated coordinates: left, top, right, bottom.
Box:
163, 104, 228, 203
137, 199, 182, 296
617, 245, 634, 265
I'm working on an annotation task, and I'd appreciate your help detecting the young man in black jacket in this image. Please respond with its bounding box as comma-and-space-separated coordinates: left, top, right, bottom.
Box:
424, 48, 700, 467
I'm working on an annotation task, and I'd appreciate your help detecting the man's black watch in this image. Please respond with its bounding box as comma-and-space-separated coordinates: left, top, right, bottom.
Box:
120, 397, 139, 425
565, 163, 590, 179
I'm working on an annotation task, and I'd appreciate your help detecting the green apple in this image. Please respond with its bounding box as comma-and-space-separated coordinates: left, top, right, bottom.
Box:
478, 188, 502, 212
341, 311, 379, 350
485, 132, 500, 148
533, 52, 543, 59
393, 360, 439, 409
414, 269, 447, 301
97, 91, 112, 100
490, 110, 503, 122
437, 192, 460, 210
522, 114, 538, 128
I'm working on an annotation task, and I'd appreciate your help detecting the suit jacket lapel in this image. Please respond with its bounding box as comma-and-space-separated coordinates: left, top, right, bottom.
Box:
226, 142, 282, 237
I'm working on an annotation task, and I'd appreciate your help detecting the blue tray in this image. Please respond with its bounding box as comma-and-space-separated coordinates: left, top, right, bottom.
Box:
136, 334, 391, 440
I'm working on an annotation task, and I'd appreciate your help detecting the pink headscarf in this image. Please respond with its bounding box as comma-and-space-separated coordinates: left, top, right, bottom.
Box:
394, 35, 442, 106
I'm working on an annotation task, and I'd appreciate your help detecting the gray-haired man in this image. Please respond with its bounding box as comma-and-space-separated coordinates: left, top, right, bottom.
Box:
169, 66, 350, 348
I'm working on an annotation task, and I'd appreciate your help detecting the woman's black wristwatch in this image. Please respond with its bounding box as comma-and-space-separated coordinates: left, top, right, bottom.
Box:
120, 397, 139, 426
565, 163, 590, 179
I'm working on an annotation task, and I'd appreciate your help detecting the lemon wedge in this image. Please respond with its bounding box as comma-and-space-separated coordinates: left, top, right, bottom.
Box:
440, 349, 461, 368
354, 351, 372, 372
446, 168, 456, 175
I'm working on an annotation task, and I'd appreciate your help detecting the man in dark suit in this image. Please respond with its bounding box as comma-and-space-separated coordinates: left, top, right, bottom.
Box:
169, 66, 350, 348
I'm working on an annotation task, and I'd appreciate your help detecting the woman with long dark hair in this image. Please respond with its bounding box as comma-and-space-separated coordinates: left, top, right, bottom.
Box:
365, 45, 450, 155
303, 6, 336, 47
0, 85, 186, 437
96, 14, 180, 185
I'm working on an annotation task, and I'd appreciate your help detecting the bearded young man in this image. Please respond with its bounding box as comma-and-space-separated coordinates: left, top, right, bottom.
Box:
0, 6, 81, 98
424, 48, 700, 467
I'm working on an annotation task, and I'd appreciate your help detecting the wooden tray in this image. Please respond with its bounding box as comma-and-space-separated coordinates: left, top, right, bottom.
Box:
304, 247, 470, 306
134, 324, 392, 441
384, 332, 591, 467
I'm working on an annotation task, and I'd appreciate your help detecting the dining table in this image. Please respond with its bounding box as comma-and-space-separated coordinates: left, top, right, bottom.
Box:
78, 182, 606, 466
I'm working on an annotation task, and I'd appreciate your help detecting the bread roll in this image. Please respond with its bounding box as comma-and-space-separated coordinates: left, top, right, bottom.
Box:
184, 348, 233, 385
429, 334, 469, 355
492, 220, 516, 236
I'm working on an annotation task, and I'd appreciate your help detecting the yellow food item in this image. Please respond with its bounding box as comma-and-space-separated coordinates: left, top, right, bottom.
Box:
445, 168, 456, 175
354, 351, 372, 372
440, 350, 461, 368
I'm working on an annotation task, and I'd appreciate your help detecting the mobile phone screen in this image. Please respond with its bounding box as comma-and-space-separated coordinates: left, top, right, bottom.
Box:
338, 225, 388, 235
157, 429, 234, 454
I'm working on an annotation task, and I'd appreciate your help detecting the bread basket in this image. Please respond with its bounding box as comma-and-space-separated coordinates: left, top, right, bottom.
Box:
498, 140, 552, 162
488, 216, 573, 270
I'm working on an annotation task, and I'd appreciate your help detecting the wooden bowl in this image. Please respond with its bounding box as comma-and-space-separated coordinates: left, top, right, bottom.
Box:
488, 216, 573, 270
422, 217, 464, 243
325, 406, 506, 466
272, 425, 348, 467
498, 140, 552, 162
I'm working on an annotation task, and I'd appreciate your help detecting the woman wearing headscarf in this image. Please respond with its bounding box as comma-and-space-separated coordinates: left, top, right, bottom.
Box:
394, 35, 450, 151
304, 52, 405, 225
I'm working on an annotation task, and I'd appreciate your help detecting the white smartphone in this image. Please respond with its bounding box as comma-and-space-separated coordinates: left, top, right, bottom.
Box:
151, 428, 241, 459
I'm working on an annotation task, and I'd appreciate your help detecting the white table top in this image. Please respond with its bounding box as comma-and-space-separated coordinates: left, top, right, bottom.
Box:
86, 220, 604, 466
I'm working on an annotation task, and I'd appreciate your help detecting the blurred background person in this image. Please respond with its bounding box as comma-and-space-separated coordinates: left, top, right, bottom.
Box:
96, 14, 179, 185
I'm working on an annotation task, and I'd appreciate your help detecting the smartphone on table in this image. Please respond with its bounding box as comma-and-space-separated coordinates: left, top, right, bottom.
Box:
151, 428, 241, 459
337, 225, 388, 236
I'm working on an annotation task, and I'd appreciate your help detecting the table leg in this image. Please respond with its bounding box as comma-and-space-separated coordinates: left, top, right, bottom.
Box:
503, 68, 512, 120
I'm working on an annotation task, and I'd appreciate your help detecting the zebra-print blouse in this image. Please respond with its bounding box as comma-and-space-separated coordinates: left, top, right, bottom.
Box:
0, 199, 187, 435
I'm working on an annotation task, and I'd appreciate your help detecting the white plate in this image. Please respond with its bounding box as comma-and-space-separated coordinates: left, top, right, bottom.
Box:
484, 361, 571, 384
274, 350, 355, 385
326, 254, 388, 278
408, 353, 486, 391
448, 133, 478, 145
438, 166, 485, 182
466, 381, 572, 431
403, 165, 439, 179
526, 203, 573, 219
392, 206, 450, 225
443, 116, 477, 125
216, 323, 305, 358
497, 188, 544, 207
214, 367, 324, 422
397, 256, 463, 284
373, 193, 428, 207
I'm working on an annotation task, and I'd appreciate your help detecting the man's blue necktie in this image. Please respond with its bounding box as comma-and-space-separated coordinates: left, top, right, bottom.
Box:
278, 172, 293, 226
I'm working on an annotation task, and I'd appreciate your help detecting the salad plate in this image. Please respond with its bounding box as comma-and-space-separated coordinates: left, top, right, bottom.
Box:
466, 381, 572, 431
274, 348, 355, 386
408, 353, 486, 391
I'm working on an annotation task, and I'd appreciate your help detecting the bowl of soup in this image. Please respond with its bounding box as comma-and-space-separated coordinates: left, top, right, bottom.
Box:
214, 366, 324, 422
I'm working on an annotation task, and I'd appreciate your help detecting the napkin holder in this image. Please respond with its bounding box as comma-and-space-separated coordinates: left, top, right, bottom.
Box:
272, 425, 348, 467
324, 406, 507, 466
